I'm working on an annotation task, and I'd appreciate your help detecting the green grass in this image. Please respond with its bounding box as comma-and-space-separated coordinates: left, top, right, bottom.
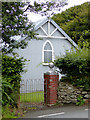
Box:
20, 91, 44, 103
2, 104, 19, 119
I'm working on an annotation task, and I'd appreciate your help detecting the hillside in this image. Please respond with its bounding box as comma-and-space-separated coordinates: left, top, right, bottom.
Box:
52, 2, 90, 46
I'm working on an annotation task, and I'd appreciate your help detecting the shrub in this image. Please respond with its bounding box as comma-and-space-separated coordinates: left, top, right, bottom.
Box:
76, 95, 85, 106
54, 46, 90, 91
2, 54, 27, 107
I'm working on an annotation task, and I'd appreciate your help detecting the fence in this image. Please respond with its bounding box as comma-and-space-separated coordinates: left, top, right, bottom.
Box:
20, 79, 44, 103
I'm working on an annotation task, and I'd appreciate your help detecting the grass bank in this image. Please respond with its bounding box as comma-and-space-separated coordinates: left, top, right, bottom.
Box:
2, 104, 23, 119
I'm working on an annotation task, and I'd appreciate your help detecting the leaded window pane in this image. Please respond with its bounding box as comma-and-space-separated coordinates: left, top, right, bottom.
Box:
44, 42, 52, 50
44, 51, 52, 63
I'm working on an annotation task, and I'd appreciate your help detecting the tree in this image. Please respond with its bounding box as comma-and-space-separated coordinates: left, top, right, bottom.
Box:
2, 2, 37, 54
52, 2, 90, 47
1, 2, 34, 107
25, 0, 68, 16
2, 1, 68, 54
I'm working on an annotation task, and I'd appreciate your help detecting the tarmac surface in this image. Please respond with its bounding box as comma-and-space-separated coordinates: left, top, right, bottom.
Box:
21, 103, 89, 118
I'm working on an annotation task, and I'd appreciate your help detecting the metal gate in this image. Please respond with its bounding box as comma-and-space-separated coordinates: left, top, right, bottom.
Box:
20, 79, 44, 104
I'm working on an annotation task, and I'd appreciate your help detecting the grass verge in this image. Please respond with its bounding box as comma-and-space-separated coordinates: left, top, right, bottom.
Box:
2, 104, 23, 119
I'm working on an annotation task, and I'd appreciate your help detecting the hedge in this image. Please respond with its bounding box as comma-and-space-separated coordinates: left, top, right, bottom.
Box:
54, 47, 90, 91
2, 54, 26, 107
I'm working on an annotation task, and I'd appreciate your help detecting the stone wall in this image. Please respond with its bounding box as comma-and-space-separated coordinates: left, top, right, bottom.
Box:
57, 81, 88, 104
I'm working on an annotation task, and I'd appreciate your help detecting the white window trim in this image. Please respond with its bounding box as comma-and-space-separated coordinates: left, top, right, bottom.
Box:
42, 40, 54, 66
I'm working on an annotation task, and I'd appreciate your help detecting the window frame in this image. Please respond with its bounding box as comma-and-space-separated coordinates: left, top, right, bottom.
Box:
42, 40, 54, 66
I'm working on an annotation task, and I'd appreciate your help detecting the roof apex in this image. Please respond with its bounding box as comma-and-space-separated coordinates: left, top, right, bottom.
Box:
34, 17, 77, 48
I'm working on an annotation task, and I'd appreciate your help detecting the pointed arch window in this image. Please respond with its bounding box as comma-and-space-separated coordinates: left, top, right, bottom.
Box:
42, 40, 54, 65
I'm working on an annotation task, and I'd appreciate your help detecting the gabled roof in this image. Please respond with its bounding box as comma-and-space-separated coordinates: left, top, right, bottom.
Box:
34, 17, 77, 48
12, 17, 77, 48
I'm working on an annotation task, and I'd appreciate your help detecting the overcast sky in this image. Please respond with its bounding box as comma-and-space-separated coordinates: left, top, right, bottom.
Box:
27, 0, 89, 22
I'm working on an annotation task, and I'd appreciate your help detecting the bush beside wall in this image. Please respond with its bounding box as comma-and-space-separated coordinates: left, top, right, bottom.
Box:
54, 45, 90, 91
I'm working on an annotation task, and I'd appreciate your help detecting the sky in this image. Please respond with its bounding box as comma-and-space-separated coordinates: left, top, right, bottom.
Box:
27, 0, 89, 22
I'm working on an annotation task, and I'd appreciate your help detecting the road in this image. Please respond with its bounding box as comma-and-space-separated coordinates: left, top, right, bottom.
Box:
22, 104, 89, 118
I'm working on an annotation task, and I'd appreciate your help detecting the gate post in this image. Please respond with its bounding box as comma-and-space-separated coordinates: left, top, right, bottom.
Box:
44, 63, 59, 106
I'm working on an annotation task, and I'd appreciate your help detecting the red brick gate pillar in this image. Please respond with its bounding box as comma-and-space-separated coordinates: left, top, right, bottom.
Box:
44, 63, 59, 106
